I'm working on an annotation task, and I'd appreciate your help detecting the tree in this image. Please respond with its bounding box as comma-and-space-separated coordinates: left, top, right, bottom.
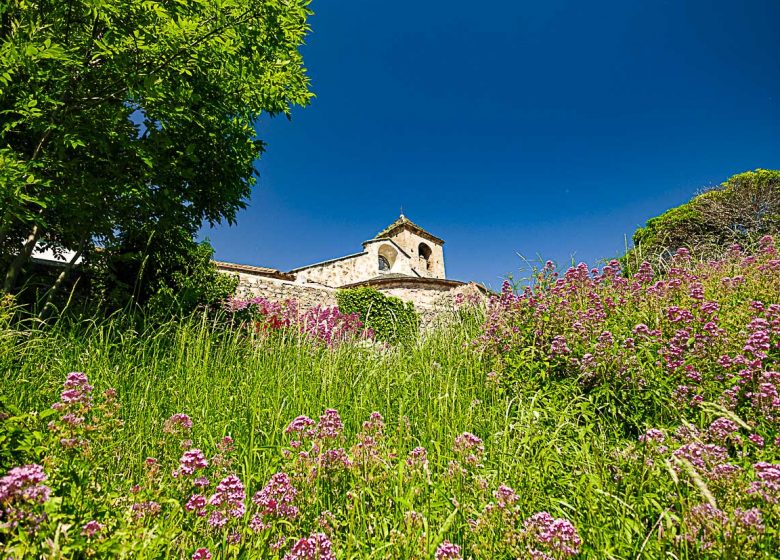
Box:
0, 0, 312, 295
622, 169, 780, 271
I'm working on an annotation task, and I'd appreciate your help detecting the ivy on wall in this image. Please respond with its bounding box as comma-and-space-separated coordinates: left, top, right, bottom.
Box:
336, 287, 419, 343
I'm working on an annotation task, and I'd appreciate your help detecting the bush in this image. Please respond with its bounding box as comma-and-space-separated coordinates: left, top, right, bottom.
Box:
90, 230, 238, 319
336, 287, 419, 343
622, 169, 780, 272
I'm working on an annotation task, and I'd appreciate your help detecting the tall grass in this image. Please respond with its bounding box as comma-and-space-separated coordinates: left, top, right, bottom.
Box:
1, 240, 778, 559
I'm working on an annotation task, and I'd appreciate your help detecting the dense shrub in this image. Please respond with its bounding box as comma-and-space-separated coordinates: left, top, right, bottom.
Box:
623, 169, 780, 272
90, 232, 238, 318
477, 236, 779, 433
336, 287, 419, 343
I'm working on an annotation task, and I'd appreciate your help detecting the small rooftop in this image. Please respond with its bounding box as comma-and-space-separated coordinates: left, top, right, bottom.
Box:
374, 214, 445, 245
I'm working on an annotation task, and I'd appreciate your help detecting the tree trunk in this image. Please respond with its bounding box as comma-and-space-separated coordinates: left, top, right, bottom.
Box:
3, 224, 42, 292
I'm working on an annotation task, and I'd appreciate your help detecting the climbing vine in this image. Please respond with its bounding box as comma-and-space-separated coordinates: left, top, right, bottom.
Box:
336, 287, 419, 343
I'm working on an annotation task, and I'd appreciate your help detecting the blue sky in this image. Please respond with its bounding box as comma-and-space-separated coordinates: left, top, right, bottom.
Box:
202, 0, 780, 290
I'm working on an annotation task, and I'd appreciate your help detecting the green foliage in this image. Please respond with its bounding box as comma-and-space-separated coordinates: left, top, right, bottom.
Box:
336, 286, 420, 343
622, 169, 780, 271
0, 0, 312, 293
90, 230, 238, 318
1, 272, 778, 557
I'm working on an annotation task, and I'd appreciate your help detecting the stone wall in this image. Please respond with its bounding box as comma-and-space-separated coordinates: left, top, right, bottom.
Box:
223, 270, 487, 329
231, 272, 337, 308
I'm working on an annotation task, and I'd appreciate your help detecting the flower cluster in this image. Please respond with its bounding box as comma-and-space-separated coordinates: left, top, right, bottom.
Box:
48, 371, 121, 451
475, 239, 780, 435
224, 296, 372, 346
252, 473, 299, 520
207, 474, 246, 529
523, 512, 582, 559
0, 464, 50, 530
283, 532, 336, 560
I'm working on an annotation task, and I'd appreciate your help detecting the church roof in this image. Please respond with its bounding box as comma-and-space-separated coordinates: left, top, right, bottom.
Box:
374, 214, 444, 245
213, 261, 296, 281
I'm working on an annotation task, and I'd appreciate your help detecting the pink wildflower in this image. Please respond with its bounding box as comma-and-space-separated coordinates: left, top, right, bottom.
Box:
252, 472, 299, 519
435, 540, 463, 560
708, 418, 740, 441
185, 494, 207, 516
524, 512, 582, 557
208, 474, 245, 523
0, 464, 51, 505
164, 413, 193, 434
406, 447, 429, 471
317, 409, 344, 439
286, 415, 316, 436
192, 548, 212, 560
176, 449, 208, 477
283, 532, 336, 560
494, 484, 519, 509
81, 520, 104, 538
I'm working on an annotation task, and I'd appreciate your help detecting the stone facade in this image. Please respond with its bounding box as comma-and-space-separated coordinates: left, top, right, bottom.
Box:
215, 215, 486, 321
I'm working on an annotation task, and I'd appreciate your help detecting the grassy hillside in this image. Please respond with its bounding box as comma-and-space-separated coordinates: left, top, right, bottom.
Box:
1, 238, 779, 559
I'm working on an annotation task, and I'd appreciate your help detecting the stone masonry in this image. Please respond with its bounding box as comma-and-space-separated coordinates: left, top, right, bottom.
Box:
215, 215, 486, 323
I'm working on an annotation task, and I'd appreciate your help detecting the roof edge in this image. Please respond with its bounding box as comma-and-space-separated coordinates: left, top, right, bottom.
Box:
374, 215, 445, 245
288, 251, 367, 273
340, 276, 476, 290
213, 260, 296, 281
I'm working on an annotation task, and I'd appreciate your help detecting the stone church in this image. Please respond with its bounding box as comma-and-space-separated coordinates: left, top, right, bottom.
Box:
214, 215, 484, 320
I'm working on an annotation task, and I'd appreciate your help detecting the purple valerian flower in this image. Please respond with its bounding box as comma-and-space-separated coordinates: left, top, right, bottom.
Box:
192, 548, 212, 560
81, 520, 104, 538
185, 494, 207, 516
748, 434, 765, 447
286, 415, 316, 437
318, 510, 337, 534
164, 413, 193, 434
524, 512, 582, 557
747, 462, 780, 503
218, 436, 235, 453
362, 411, 385, 435
283, 532, 336, 560
550, 335, 571, 356
176, 449, 208, 477
252, 473, 298, 519
208, 474, 245, 523
316, 409, 344, 439
406, 447, 429, 472
453, 432, 484, 466
682, 504, 729, 550
673, 442, 729, 477
321, 448, 353, 471
208, 510, 227, 528
193, 476, 209, 488
494, 484, 519, 509
435, 540, 463, 560
708, 418, 740, 442
638, 429, 665, 443
0, 464, 50, 505
735, 508, 764, 533
59, 372, 94, 405
132, 501, 161, 519
249, 514, 268, 532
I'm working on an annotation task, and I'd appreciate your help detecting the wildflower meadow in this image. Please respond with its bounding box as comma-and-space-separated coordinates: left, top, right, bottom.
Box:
2, 238, 779, 559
